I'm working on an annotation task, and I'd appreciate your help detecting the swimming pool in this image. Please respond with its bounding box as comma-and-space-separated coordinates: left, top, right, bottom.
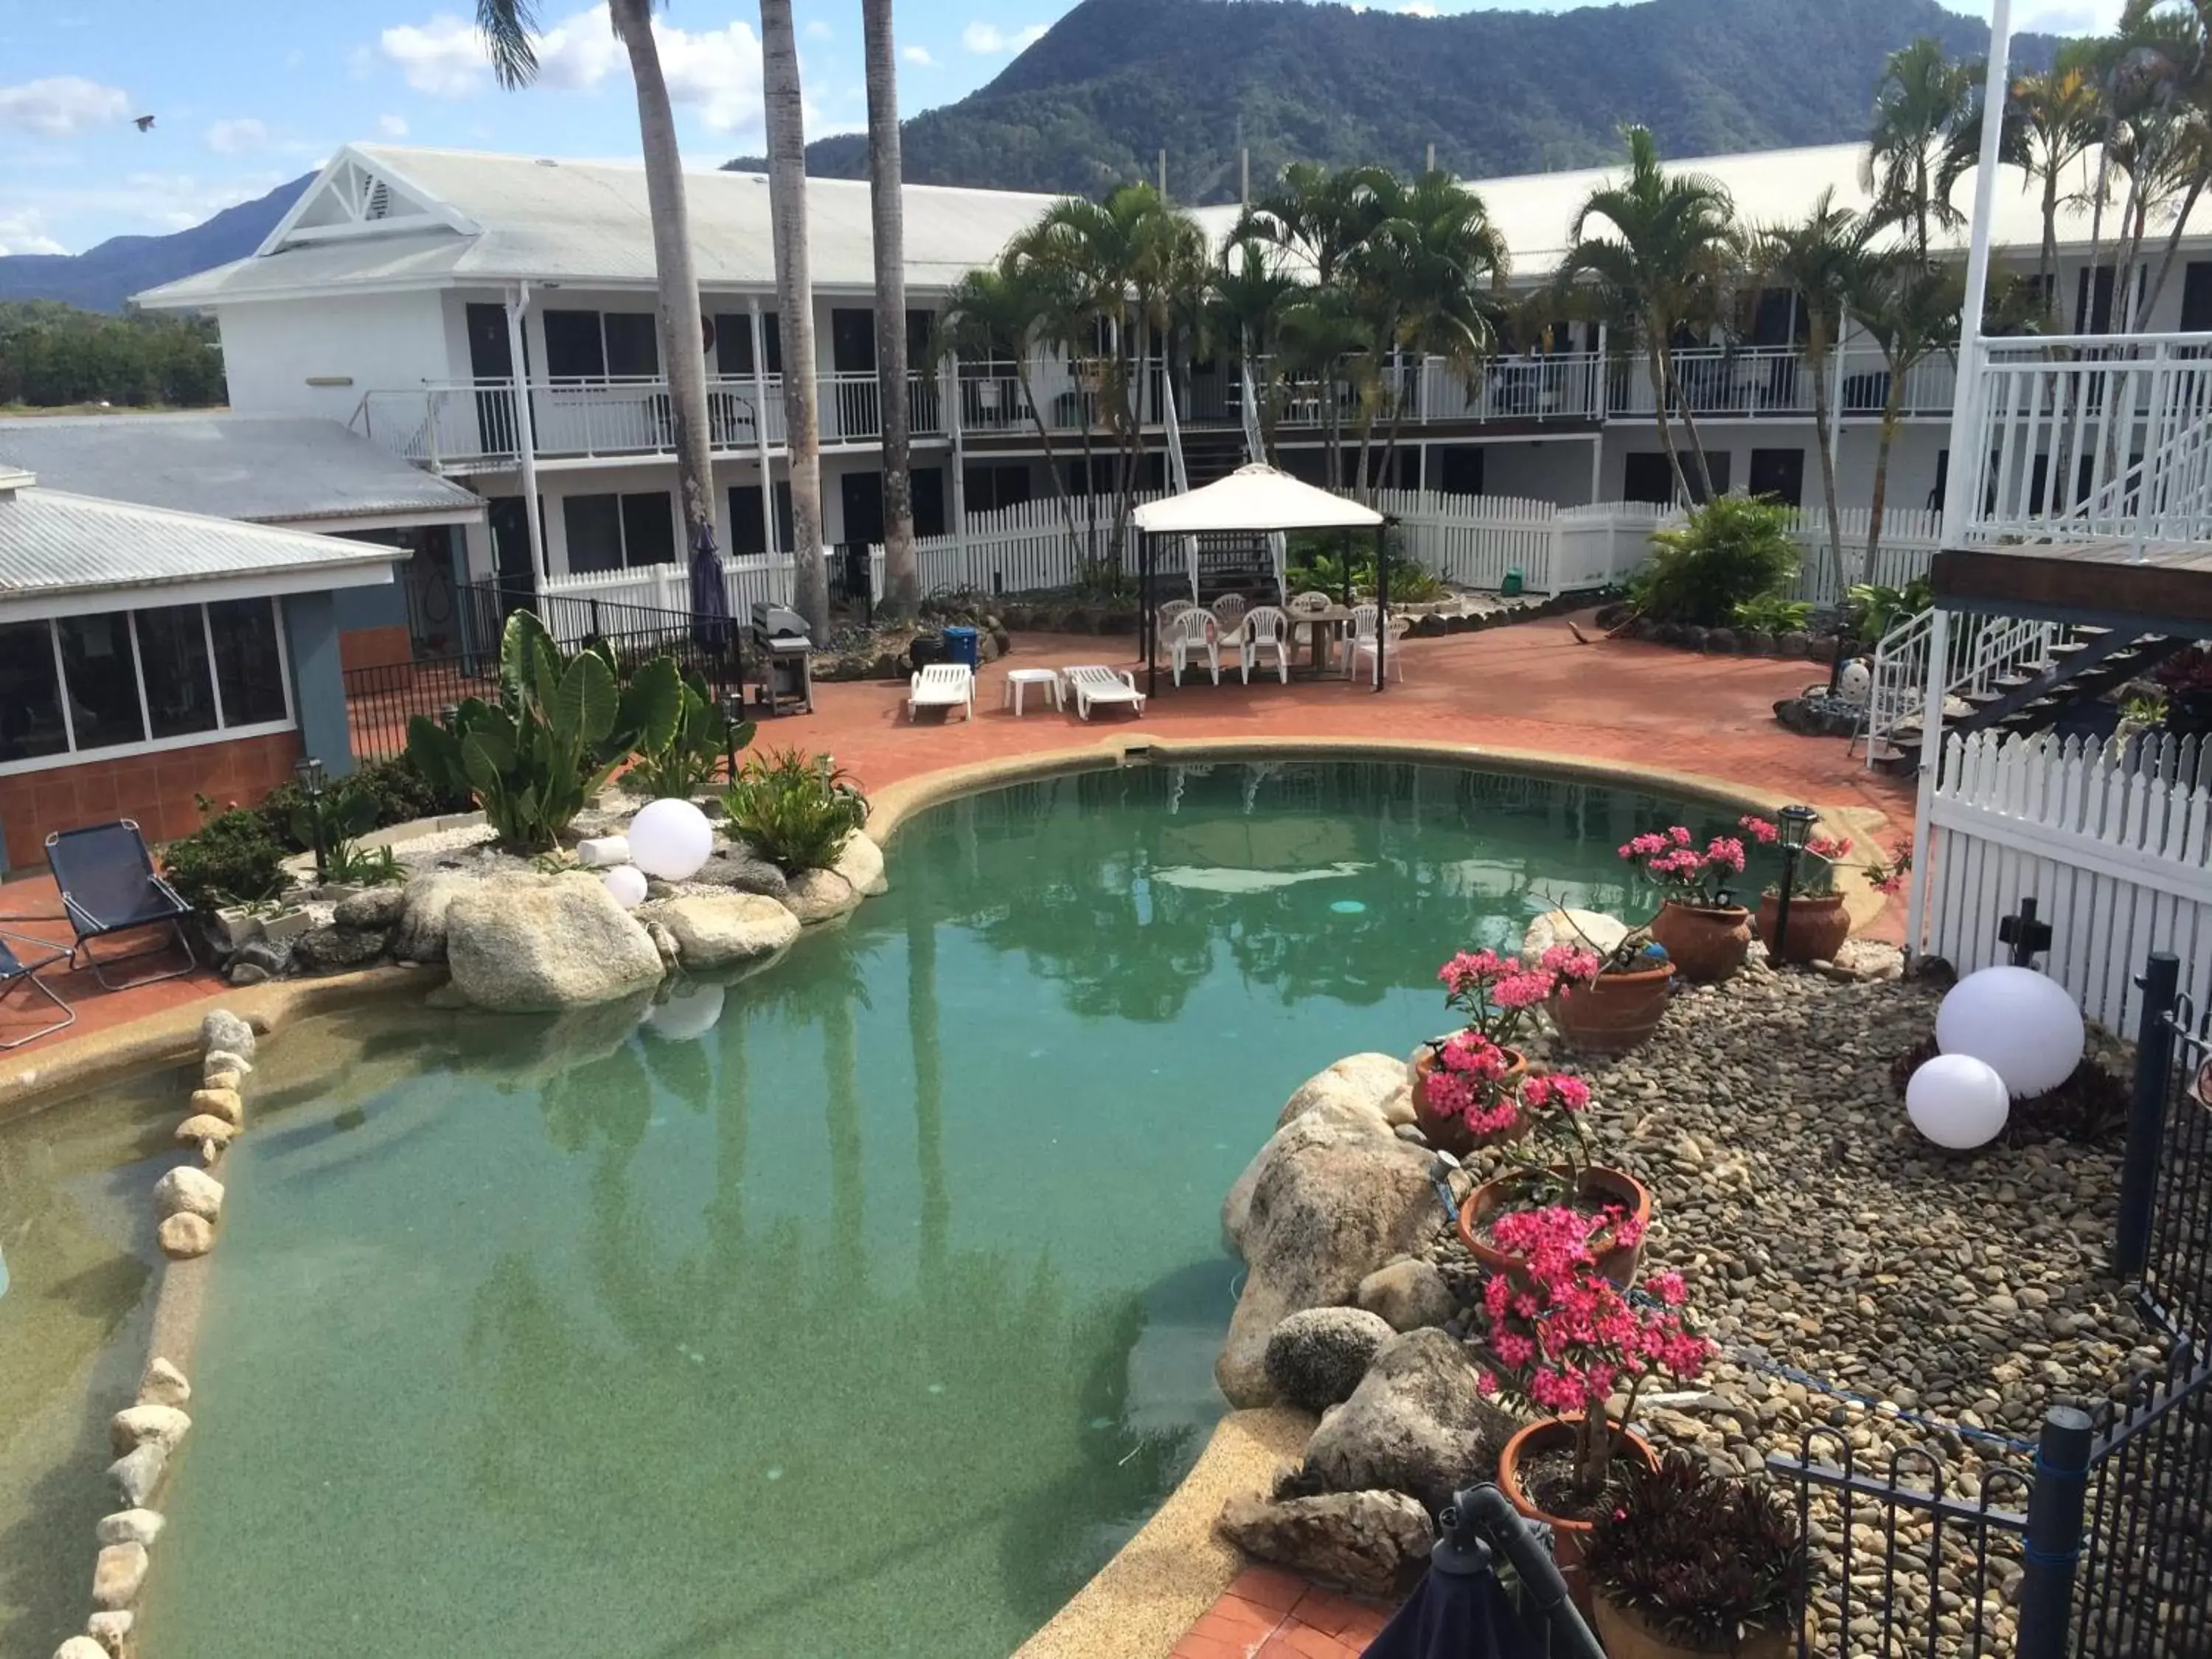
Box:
116, 757, 1762, 1658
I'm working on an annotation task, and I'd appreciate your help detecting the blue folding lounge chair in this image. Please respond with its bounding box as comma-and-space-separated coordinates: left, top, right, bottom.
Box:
0, 929, 75, 1048
44, 820, 198, 990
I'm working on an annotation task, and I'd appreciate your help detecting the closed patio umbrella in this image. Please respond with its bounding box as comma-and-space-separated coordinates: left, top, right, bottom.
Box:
689, 524, 731, 655
1361, 1484, 1604, 1659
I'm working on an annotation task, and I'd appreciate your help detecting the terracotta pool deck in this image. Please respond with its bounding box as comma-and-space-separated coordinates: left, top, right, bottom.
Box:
1169, 1568, 1396, 1659
0, 610, 1909, 1059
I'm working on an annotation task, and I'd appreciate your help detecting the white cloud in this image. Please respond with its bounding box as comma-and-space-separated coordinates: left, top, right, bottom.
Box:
206, 117, 269, 156
376, 6, 765, 131
1398, 1, 1440, 13
0, 206, 66, 256
902, 44, 936, 66
0, 75, 131, 137
376, 112, 411, 139
961, 21, 1048, 54
804, 19, 832, 40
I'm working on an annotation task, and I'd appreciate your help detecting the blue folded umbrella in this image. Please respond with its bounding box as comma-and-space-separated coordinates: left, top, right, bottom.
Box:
1360, 1485, 1605, 1659
690, 524, 731, 650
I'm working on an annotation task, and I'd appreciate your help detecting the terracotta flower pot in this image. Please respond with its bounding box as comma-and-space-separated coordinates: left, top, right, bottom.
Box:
1754, 891, 1851, 965
1648, 900, 1751, 983
1546, 963, 1674, 1057
1497, 1415, 1661, 1616
1456, 1164, 1652, 1288
1593, 1596, 1796, 1659
1411, 1043, 1529, 1158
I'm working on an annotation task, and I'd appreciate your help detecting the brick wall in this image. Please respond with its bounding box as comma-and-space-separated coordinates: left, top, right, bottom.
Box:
0, 731, 305, 872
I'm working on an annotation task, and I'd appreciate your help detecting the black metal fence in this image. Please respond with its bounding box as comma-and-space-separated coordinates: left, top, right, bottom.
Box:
345, 590, 737, 760
1767, 943, 2212, 1659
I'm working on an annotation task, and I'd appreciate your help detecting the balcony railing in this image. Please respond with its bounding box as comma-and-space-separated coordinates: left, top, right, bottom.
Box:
354, 342, 1961, 472
1964, 333, 2212, 554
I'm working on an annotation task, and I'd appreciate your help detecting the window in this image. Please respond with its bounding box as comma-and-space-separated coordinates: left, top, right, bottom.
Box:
729, 483, 794, 556
57, 612, 147, 751
1748, 448, 1805, 508
964, 462, 1032, 515
1435, 446, 1485, 496
602, 313, 658, 378
0, 619, 66, 762
832, 307, 876, 373
543, 310, 606, 378
0, 597, 288, 773
1623, 452, 1674, 505
2183, 263, 2212, 332
717, 313, 782, 376
913, 467, 946, 539
563, 491, 676, 573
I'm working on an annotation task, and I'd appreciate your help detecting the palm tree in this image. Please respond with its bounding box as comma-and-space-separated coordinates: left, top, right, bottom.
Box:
937, 260, 1085, 549
2107, 0, 2212, 331
759, 0, 830, 635
2009, 63, 2105, 303
862, 0, 919, 622
1848, 251, 1963, 585
1865, 38, 1982, 262
1560, 126, 1739, 502
1211, 237, 1301, 462
476, 0, 717, 560
1757, 189, 1868, 594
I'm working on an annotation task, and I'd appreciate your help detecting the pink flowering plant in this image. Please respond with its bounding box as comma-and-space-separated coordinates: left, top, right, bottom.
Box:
1421, 945, 1603, 1140
1473, 1206, 1716, 1500
1619, 825, 1748, 908
1738, 814, 1913, 900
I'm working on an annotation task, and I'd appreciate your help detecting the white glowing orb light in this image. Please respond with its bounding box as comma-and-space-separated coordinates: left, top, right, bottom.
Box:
1935, 966, 2087, 1097
601, 865, 649, 909
627, 799, 714, 881
1907, 1053, 2012, 1150
646, 981, 725, 1041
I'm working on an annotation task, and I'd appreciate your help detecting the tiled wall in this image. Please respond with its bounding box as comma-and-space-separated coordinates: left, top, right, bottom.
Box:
0, 730, 305, 873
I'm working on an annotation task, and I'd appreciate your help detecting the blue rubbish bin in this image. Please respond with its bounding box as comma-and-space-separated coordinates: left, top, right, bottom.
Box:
942, 625, 981, 669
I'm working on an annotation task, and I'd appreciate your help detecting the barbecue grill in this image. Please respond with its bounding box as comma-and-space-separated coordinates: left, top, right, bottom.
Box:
748, 600, 813, 716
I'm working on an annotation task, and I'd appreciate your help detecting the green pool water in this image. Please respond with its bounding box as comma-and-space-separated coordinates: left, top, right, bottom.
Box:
119, 759, 1759, 1659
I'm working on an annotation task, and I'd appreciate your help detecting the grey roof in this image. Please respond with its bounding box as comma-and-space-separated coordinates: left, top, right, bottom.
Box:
137, 145, 1065, 307
0, 413, 482, 526
0, 484, 406, 600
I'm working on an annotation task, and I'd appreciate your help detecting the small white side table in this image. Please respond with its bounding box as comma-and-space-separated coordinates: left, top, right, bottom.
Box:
1002, 668, 1064, 717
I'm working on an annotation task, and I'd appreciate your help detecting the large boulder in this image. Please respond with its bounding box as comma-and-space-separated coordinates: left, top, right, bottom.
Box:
832, 831, 888, 897
636, 893, 799, 970
1217, 1489, 1433, 1599
445, 873, 664, 1012
1357, 1259, 1459, 1333
333, 886, 408, 930
1263, 1307, 1395, 1413
389, 870, 477, 964
688, 852, 790, 900
1275, 1052, 1415, 1130
1217, 1105, 1439, 1407
291, 923, 391, 974
1302, 1329, 1525, 1513
199, 1010, 254, 1059
783, 868, 860, 925
1522, 908, 1630, 964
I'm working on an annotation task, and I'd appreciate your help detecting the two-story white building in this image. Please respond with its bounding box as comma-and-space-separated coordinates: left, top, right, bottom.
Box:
135, 139, 2212, 615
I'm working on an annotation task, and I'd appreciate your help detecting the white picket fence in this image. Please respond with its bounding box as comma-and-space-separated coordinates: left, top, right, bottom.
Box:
539, 553, 795, 643
1781, 507, 1942, 608
1919, 728, 2212, 1032
905, 493, 1166, 597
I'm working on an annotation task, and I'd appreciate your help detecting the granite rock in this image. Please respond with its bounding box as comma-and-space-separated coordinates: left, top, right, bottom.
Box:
1303, 1329, 1526, 1512
333, 885, 408, 929
1357, 1259, 1459, 1332
1262, 1307, 1396, 1413
90, 1543, 147, 1610
445, 872, 664, 1012
636, 893, 801, 969
782, 867, 860, 925
1216, 1489, 1433, 1599
199, 1010, 254, 1058
152, 1166, 223, 1222
156, 1213, 213, 1259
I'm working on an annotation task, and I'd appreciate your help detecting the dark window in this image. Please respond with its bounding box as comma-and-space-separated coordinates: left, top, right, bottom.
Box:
466, 301, 515, 379
620, 490, 676, 567
831, 308, 875, 373
911, 467, 946, 539
209, 599, 288, 726
1750, 288, 1796, 347
1066, 453, 1164, 494
2183, 263, 2212, 332
134, 605, 219, 739
0, 619, 66, 762
716, 313, 784, 376
2073, 265, 2142, 334
563, 494, 625, 574
964, 462, 1032, 514
543, 310, 607, 378
1688, 451, 1732, 503
1623, 452, 1675, 504
907, 309, 935, 367
602, 313, 659, 378
728, 483, 794, 556
1748, 448, 1805, 507
1436, 445, 1485, 496
56, 612, 146, 751
841, 470, 885, 547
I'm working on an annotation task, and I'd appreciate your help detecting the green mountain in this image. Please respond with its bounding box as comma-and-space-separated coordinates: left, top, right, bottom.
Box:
728, 0, 2059, 202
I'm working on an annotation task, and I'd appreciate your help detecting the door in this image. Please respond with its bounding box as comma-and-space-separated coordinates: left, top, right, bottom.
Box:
911, 466, 946, 540
1749, 448, 1804, 507
488, 498, 537, 603
1623, 452, 1674, 504
466, 302, 518, 456
830, 308, 878, 438
840, 470, 886, 549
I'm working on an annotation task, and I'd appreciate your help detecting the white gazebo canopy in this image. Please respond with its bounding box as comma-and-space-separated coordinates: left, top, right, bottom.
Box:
1131, 464, 1385, 535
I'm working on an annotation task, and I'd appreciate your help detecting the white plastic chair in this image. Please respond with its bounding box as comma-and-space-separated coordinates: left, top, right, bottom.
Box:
1167, 607, 1220, 686
1286, 590, 1331, 616
1345, 606, 1408, 686
908, 661, 975, 721
1239, 605, 1291, 684
1209, 594, 1248, 639
1158, 598, 1194, 627
1065, 664, 1146, 720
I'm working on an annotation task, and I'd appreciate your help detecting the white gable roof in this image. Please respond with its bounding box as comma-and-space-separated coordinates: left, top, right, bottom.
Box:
1133, 465, 1383, 533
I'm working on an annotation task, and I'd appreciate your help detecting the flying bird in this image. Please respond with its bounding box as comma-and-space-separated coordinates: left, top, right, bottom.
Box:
134, 115, 156, 132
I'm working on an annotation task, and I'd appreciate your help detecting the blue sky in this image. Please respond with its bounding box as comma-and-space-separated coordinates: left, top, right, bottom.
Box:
0, 0, 2118, 257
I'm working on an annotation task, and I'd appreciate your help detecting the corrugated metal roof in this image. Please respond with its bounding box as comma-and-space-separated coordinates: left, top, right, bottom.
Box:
0, 414, 481, 526
0, 486, 406, 599
139, 147, 1065, 307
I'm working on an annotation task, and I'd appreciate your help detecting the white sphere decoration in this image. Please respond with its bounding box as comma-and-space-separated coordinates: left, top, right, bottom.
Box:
1935, 965, 2087, 1097
1837, 658, 1874, 705
645, 981, 725, 1041
627, 798, 714, 881
1907, 1053, 2012, 1150
600, 864, 649, 909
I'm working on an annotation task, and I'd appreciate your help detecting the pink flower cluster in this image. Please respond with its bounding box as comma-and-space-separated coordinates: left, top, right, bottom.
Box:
1474, 1205, 1713, 1422
1436, 943, 1601, 1052
1620, 824, 1747, 905
1422, 1030, 1518, 1133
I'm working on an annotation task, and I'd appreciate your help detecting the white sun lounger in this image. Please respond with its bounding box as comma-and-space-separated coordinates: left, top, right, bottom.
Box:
1065, 664, 1146, 720
908, 661, 975, 721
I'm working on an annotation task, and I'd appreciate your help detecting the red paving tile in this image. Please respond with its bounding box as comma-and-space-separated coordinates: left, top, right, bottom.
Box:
1225, 1568, 1312, 1615
0, 609, 1908, 1057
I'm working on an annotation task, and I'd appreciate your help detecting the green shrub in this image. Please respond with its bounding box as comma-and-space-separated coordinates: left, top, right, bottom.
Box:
1632, 495, 1800, 627
723, 748, 869, 873
621, 657, 754, 801
1286, 532, 1447, 602
1841, 577, 1933, 643
161, 808, 291, 914
1730, 594, 1812, 633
